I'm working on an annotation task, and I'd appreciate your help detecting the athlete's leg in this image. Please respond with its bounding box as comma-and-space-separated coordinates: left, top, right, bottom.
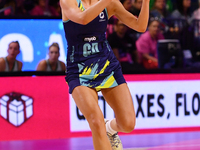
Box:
72, 86, 112, 150
101, 83, 136, 133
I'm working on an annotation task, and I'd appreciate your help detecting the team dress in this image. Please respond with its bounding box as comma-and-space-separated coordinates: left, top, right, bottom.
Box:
4, 57, 18, 72
63, 0, 126, 94
45, 59, 62, 71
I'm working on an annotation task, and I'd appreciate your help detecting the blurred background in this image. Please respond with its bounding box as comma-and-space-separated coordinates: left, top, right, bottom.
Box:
0, 0, 199, 73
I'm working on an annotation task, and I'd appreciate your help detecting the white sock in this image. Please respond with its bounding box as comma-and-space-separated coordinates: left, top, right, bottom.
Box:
106, 120, 117, 135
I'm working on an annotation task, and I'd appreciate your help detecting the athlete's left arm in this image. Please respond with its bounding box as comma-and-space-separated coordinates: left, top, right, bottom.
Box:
107, 0, 150, 32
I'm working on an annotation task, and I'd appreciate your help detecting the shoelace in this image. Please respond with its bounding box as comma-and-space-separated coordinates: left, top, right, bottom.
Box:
107, 133, 121, 148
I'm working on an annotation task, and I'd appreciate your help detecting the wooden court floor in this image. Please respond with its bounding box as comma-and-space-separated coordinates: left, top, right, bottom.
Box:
0, 131, 200, 150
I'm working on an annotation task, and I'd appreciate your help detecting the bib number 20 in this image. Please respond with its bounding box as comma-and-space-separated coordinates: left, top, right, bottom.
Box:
83, 43, 100, 57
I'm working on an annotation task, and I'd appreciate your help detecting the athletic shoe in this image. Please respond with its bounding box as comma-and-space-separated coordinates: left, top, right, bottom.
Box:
105, 119, 123, 150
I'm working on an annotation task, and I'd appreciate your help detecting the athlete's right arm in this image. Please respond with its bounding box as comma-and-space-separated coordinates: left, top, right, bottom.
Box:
0, 58, 5, 72
60, 0, 112, 25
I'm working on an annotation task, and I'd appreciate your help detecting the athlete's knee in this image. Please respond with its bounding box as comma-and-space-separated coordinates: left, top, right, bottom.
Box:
87, 116, 104, 133
118, 116, 136, 133
124, 120, 136, 133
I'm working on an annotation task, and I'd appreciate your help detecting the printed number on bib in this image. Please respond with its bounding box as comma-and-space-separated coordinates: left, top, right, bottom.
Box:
83, 43, 99, 57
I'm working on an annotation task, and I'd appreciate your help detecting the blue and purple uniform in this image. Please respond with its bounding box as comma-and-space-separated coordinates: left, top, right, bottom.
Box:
63, 0, 126, 94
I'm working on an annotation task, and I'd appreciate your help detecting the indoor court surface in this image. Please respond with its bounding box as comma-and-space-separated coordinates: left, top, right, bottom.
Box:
1, 131, 200, 150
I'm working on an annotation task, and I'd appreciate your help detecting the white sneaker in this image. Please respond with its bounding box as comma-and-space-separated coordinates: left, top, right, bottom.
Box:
105, 119, 123, 150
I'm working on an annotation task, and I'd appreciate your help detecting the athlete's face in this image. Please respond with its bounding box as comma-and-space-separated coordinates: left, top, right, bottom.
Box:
48, 46, 60, 62
7, 42, 20, 59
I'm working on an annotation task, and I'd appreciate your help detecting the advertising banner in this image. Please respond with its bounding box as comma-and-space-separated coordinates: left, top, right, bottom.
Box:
70, 74, 200, 132
0, 76, 70, 141
0, 74, 200, 141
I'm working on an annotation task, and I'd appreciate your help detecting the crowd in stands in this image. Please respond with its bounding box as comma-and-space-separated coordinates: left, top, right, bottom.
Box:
109, 0, 200, 70
0, 0, 200, 72
0, 0, 61, 17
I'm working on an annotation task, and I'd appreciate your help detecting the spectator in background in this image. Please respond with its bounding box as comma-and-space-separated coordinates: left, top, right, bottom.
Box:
30, 0, 60, 16
120, 0, 143, 42
150, 0, 171, 20
107, 19, 143, 72
171, 0, 192, 23
0, 0, 6, 15
106, 0, 132, 38
136, 17, 164, 69
15, 0, 28, 16
120, 0, 132, 12
0, 41, 23, 72
2, 0, 15, 15
171, 0, 195, 55
150, 0, 171, 36
150, 0, 173, 13
192, 0, 200, 37
191, 0, 200, 61
36, 43, 65, 71
48, 0, 61, 17
130, 0, 143, 17
192, 0, 200, 19
0, 0, 34, 16
23, 0, 35, 15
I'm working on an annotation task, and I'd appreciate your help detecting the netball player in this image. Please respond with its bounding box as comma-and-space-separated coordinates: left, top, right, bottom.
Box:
0, 41, 23, 72
36, 43, 66, 71
60, 0, 149, 149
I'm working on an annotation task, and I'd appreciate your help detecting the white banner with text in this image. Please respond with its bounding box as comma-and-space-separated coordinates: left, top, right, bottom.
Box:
70, 79, 200, 132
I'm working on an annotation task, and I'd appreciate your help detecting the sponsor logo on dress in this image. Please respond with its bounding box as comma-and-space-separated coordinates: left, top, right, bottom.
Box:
83, 36, 98, 42
99, 12, 106, 22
